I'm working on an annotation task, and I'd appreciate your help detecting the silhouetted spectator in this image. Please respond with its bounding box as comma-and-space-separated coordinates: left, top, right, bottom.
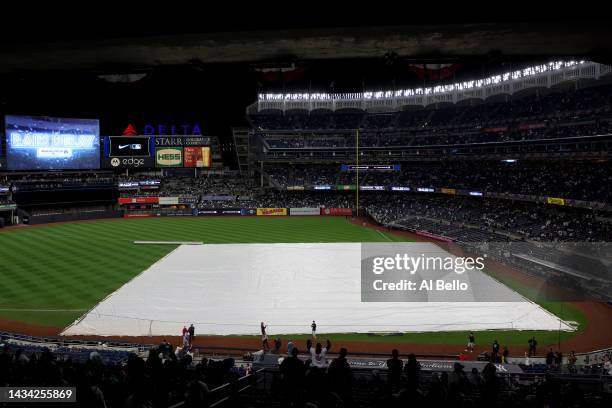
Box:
386, 349, 403, 387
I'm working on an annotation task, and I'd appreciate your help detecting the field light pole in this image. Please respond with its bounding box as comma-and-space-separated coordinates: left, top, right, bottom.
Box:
355, 129, 359, 216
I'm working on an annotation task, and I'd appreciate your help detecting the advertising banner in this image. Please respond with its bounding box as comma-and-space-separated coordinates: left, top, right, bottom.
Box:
118, 197, 159, 205
154, 136, 211, 147
123, 213, 154, 218
547, 197, 566, 206
289, 207, 320, 216
440, 188, 456, 195
118, 181, 140, 190
179, 197, 199, 204
183, 146, 211, 168
256, 208, 288, 216
102, 136, 155, 169
287, 186, 305, 191
336, 185, 357, 191
157, 209, 193, 216
156, 147, 183, 167
518, 122, 546, 130
193, 208, 245, 216
321, 208, 352, 216
341, 164, 401, 171
159, 197, 179, 205
0, 204, 17, 210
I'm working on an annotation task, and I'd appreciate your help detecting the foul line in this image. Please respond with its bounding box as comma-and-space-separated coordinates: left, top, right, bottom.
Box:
377, 230, 392, 241
0, 309, 88, 312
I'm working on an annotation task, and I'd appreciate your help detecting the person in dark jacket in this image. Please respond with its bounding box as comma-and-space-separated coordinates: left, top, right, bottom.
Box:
280, 347, 305, 407
327, 347, 352, 404
386, 349, 404, 388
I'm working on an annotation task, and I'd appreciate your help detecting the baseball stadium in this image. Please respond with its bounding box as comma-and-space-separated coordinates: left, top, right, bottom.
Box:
0, 13, 611, 408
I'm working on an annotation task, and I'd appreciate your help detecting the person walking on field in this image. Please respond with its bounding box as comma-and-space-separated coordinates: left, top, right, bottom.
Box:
465, 331, 475, 353
528, 336, 538, 357
311, 320, 317, 339
261, 322, 269, 351
188, 324, 195, 346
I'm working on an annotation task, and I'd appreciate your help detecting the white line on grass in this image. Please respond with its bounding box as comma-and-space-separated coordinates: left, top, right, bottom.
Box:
377, 230, 392, 241
0, 309, 88, 312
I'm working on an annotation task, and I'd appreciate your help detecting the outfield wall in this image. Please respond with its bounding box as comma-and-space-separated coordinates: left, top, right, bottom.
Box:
24, 210, 123, 225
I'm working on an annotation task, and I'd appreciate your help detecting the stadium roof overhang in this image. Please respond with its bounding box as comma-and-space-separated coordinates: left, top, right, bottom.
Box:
1, 21, 611, 75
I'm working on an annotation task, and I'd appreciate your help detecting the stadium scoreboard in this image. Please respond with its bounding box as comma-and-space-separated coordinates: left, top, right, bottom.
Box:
0, 116, 213, 171
5, 115, 100, 170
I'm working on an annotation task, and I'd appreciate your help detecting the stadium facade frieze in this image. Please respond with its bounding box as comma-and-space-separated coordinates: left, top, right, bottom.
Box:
251, 61, 610, 113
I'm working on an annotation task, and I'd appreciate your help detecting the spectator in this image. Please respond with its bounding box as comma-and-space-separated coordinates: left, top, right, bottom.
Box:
307, 338, 331, 368
469, 367, 482, 388
528, 336, 538, 357
567, 350, 577, 374
327, 347, 353, 403
279, 347, 305, 407
546, 348, 555, 369
287, 340, 295, 356
386, 349, 404, 387
491, 340, 500, 362
274, 338, 282, 353
184, 379, 210, 408
502, 346, 509, 364
403, 353, 421, 390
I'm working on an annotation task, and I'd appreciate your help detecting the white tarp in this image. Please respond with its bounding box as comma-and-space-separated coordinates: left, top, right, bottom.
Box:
62, 243, 573, 336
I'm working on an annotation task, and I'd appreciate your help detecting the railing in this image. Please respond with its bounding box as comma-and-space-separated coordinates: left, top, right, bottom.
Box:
168, 368, 264, 408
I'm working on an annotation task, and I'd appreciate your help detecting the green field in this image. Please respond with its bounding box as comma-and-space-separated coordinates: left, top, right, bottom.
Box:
0, 217, 585, 346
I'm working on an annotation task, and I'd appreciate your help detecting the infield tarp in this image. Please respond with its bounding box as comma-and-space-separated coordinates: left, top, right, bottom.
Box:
62, 243, 573, 337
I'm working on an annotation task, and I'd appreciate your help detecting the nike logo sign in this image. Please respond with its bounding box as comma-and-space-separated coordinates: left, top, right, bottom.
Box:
119, 145, 130, 149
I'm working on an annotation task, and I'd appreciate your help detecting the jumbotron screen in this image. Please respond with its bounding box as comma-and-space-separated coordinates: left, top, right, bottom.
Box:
5, 115, 100, 170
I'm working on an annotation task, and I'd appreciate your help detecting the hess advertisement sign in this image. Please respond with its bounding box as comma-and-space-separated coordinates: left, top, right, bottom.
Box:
156, 147, 183, 167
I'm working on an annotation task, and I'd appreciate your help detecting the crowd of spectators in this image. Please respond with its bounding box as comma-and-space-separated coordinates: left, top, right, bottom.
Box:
265, 161, 612, 203
254, 84, 612, 150
0, 340, 249, 408
365, 195, 611, 242
3, 336, 610, 408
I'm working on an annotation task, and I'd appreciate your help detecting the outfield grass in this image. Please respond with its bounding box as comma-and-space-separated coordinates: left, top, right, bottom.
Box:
0, 217, 399, 327
0, 217, 584, 346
